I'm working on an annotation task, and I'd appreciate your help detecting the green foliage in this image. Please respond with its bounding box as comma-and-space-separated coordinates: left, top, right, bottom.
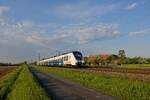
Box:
117, 50, 126, 65
0, 63, 11, 66
118, 49, 126, 58
124, 57, 148, 64
35, 66, 150, 100
7, 65, 50, 100
0, 67, 22, 100
147, 58, 150, 64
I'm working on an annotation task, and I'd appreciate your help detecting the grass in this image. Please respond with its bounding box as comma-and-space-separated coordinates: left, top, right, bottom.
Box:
34, 66, 150, 100
116, 64, 150, 69
7, 65, 50, 100
0, 67, 22, 100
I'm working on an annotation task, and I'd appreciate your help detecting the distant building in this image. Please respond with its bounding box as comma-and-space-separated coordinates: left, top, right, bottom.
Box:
99, 54, 112, 59
87, 54, 112, 59
84, 54, 118, 65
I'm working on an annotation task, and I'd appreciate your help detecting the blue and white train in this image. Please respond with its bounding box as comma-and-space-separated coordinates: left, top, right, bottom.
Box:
37, 51, 83, 66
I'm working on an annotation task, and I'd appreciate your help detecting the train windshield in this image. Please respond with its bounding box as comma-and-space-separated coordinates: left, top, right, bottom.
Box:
73, 52, 82, 60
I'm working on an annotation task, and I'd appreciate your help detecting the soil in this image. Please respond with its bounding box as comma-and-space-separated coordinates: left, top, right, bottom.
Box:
0, 67, 15, 78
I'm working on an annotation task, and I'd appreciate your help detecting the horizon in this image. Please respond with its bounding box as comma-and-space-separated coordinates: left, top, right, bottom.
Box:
0, 0, 150, 63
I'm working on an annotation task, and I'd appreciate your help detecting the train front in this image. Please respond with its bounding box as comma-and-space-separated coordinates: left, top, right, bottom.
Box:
73, 51, 83, 66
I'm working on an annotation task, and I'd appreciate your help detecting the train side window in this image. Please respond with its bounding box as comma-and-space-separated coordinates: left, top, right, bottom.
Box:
64, 56, 67, 61
63, 57, 65, 61
66, 56, 68, 61
64, 56, 66, 61
69, 56, 71, 59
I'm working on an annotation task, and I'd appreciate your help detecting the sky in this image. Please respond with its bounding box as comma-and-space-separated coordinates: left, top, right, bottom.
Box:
0, 0, 150, 63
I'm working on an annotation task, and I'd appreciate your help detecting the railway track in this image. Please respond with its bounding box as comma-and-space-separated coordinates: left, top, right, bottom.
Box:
56, 66, 150, 82
62, 66, 150, 75
85, 67, 150, 75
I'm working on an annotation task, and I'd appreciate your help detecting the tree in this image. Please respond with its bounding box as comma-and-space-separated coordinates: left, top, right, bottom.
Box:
24, 61, 27, 64
118, 49, 126, 65
95, 57, 101, 65
107, 54, 118, 65
147, 58, 150, 64
118, 49, 126, 58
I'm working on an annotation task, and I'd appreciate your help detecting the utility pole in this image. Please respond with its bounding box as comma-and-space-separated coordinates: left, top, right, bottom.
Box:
58, 51, 61, 56
38, 53, 41, 61
56, 50, 61, 56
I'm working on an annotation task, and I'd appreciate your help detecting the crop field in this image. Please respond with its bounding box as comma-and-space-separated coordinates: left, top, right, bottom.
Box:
34, 66, 150, 100
0, 65, 50, 100
0, 67, 15, 78
1, 65, 149, 100
0, 66, 21, 99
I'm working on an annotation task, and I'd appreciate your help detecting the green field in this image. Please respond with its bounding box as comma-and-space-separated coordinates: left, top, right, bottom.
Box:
0, 66, 21, 99
117, 64, 150, 69
34, 66, 150, 100
0, 65, 50, 100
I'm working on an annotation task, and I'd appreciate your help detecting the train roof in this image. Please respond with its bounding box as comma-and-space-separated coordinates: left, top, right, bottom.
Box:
40, 51, 82, 61
61, 51, 81, 55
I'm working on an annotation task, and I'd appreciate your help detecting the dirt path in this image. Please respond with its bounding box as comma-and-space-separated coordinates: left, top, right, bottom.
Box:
30, 67, 117, 100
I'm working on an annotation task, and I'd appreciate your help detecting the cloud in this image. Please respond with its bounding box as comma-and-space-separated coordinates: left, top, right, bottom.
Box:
125, 3, 137, 10
129, 28, 150, 36
0, 5, 9, 15
0, 4, 122, 62
0, 17, 46, 46
51, 2, 119, 19
0, 13, 122, 46
125, 1, 145, 11
0, 4, 122, 47
52, 23, 121, 44
0, 15, 53, 62
0, 17, 67, 50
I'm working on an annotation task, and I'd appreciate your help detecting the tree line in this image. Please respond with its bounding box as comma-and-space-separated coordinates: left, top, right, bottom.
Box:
84, 50, 150, 66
